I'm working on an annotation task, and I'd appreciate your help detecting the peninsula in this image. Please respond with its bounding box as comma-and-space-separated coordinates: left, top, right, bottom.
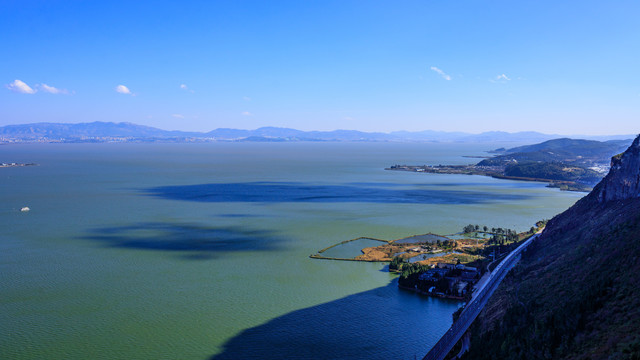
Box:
387, 138, 632, 192
311, 222, 546, 302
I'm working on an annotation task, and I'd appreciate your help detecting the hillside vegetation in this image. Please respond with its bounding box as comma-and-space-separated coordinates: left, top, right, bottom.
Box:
504, 162, 602, 185
480, 138, 631, 168
504, 138, 630, 158
462, 136, 640, 360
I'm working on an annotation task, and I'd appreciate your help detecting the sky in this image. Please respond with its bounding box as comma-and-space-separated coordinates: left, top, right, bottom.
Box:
1, 0, 639, 135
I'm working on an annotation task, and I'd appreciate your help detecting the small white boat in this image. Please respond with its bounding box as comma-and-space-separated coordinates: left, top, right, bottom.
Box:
20, 207, 30, 212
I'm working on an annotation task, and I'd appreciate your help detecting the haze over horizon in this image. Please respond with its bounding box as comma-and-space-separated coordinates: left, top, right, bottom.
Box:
2, 1, 639, 135
2, 120, 636, 140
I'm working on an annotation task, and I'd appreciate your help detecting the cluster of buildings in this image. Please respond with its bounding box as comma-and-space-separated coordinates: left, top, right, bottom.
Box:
417, 263, 480, 298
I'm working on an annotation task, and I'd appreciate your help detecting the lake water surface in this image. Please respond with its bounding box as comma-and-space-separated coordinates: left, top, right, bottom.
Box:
0, 142, 583, 359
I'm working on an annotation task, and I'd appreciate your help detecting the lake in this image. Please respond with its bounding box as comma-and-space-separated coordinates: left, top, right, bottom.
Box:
0, 142, 583, 359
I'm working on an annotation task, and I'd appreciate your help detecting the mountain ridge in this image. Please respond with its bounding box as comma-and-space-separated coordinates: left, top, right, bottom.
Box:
0, 121, 634, 143
595, 136, 640, 203
479, 138, 632, 169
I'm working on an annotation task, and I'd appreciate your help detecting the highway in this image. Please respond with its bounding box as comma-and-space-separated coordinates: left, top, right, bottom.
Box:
422, 233, 539, 360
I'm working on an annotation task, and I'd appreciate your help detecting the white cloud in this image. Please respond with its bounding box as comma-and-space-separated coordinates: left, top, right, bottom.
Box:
38, 83, 68, 94
179, 84, 195, 93
241, 111, 252, 116
344, 116, 353, 121
172, 114, 185, 119
430, 66, 452, 81
243, 96, 251, 101
6, 79, 36, 94
115, 84, 132, 95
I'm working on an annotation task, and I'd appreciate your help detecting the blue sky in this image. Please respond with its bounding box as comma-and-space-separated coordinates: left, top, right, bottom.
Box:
1, 0, 639, 134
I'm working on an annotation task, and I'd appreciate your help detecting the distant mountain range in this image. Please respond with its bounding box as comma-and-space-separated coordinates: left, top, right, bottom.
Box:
0, 121, 634, 143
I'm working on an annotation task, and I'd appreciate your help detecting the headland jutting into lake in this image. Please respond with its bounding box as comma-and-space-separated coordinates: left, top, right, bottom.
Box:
311, 222, 546, 301
386, 137, 633, 193
386, 164, 592, 192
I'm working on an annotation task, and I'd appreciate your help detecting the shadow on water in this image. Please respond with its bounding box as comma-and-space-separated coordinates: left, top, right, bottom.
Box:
216, 213, 264, 218
143, 182, 530, 205
79, 222, 287, 260
345, 181, 509, 188
210, 278, 461, 360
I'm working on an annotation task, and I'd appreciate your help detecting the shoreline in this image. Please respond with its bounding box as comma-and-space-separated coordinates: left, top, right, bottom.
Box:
398, 283, 466, 301
310, 232, 464, 263
386, 165, 592, 192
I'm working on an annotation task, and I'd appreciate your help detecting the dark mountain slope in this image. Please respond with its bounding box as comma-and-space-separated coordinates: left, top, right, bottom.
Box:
462, 135, 640, 360
480, 138, 631, 168
505, 138, 630, 157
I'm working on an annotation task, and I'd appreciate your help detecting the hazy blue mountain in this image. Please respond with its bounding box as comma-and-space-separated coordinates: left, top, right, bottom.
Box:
460, 131, 557, 143
209, 127, 394, 141
0, 121, 199, 139
235, 127, 306, 138
389, 130, 471, 142
307, 129, 395, 141
0, 121, 635, 143
204, 128, 252, 139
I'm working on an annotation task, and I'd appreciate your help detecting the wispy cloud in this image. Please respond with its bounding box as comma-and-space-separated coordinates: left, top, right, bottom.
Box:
180, 84, 194, 93
243, 96, 251, 101
6, 79, 36, 94
115, 84, 133, 95
38, 83, 68, 94
430, 66, 452, 81
241, 111, 252, 116
172, 114, 185, 119
490, 74, 512, 83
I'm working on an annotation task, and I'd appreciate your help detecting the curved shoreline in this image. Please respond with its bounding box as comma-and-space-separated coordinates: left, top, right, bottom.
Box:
310, 232, 474, 263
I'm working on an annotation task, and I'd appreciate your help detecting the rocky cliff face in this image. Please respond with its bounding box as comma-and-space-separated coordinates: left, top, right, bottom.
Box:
596, 135, 640, 203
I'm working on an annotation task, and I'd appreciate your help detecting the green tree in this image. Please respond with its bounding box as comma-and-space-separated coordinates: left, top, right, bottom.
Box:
389, 256, 406, 271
